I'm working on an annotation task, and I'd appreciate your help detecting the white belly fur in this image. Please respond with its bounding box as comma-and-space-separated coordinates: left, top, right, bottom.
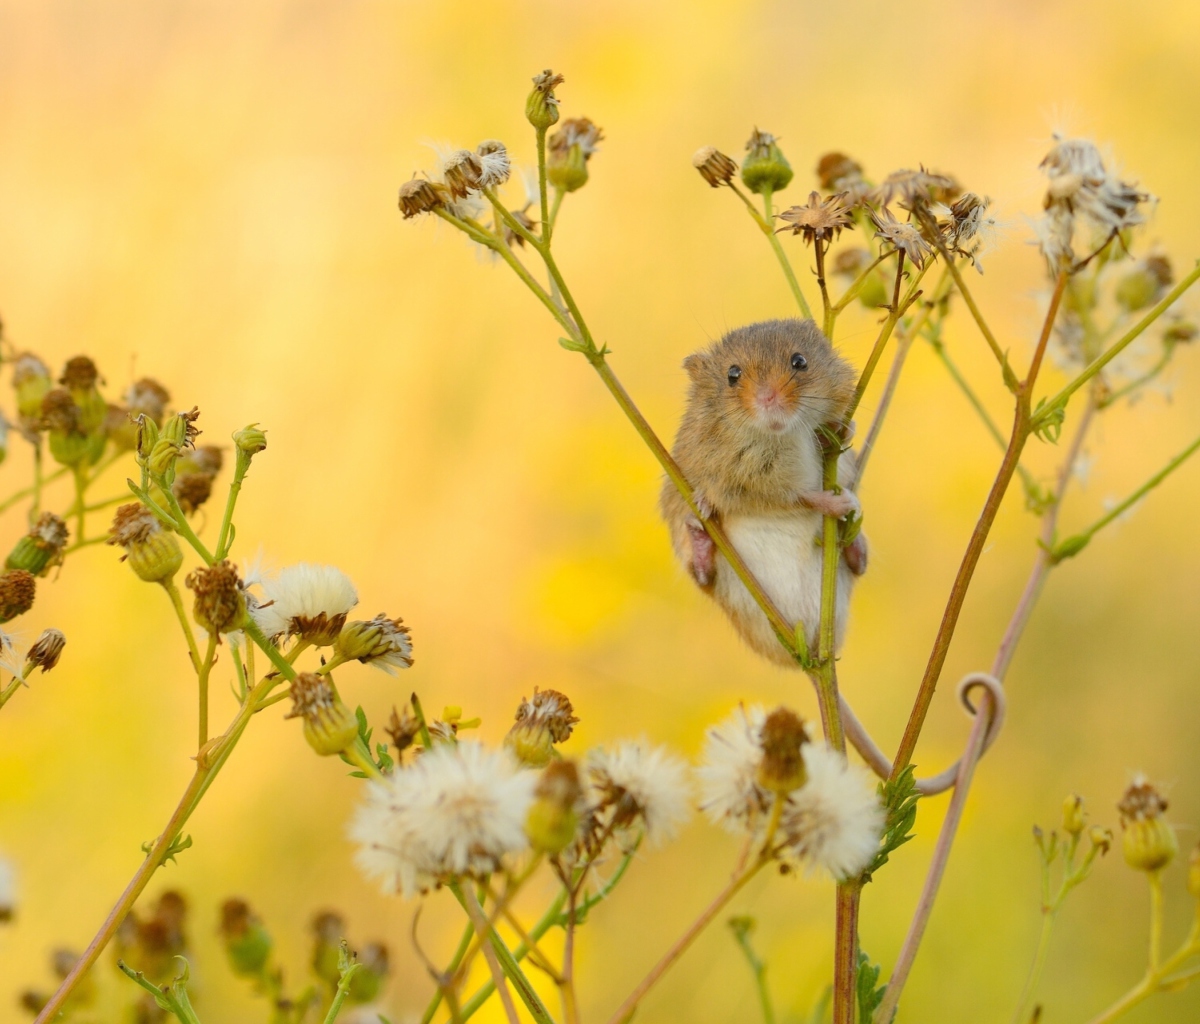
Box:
715, 512, 852, 666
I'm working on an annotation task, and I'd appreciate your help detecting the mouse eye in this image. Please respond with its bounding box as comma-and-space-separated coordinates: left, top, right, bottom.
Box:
727, 365, 742, 387
790, 353, 808, 371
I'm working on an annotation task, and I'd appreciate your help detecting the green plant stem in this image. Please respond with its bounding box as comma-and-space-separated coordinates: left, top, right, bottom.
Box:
890, 270, 1067, 777
844, 255, 930, 422
118, 961, 203, 1024
1052, 432, 1200, 562
0, 674, 25, 710
1035, 262, 1200, 427
1150, 871, 1165, 970
162, 579, 203, 675
1012, 910, 1057, 1024
31, 443, 45, 521
536, 126, 551, 245
942, 254, 1019, 391
450, 882, 552, 1024
162, 488, 215, 564
815, 238, 832, 336
549, 187, 566, 236
421, 920, 476, 1024
830, 249, 896, 314
321, 963, 362, 1024
215, 452, 251, 559
33, 668, 282, 1024
72, 464, 87, 542
731, 924, 775, 1024
833, 883, 862, 1024
196, 634, 218, 749
344, 739, 384, 779
728, 182, 813, 318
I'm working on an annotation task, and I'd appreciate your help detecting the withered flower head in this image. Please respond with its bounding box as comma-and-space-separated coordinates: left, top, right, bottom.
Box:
876, 166, 957, 210
108, 502, 162, 548
692, 146, 738, 188
172, 472, 214, 515
12, 352, 50, 389
385, 701, 420, 755
286, 672, 359, 757
526, 69, 564, 129
59, 356, 100, 391
108, 503, 183, 582
504, 206, 538, 248
186, 560, 246, 635
26, 628, 66, 673
506, 687, 579, 767
756, 707, 809, 794
219, 898, 275, 976
183, 445, 223, 476
550, 117, 604, 159
1118, 774, 1177, 873
40, 389, 81, 435
334, 613, 413, 673
476, 139, 512, 188
777, 191, 855, 245
442, 150, 484, 199
126, 378, 170, 423
870, 207, 933, 269
0, 569, 36, 623
398, 178, 449, 219
816, 152, 864, 191
6, 511, 69, 577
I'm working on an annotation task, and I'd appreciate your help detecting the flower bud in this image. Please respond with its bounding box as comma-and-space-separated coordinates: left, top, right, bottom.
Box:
334, 614, 413, 673
6, 512, 68, 577
1089, 826, 1112, 856
1118, 775, 1177, 873
286, 672, 359, 756
185, 560, 246, 634
126, 378, 170, 425
526, 69, 564, 130
442, 150, 484, 199
233, 423, 268, 455
526, 760, 582, 855
398, 179, 448, 219
348, 942, 389, 1003
26, 628, 65, 674
505, 687, 578, 767
41, 389, 92, 468
756, 707, 808, 794
547, 118, 603, 194
0, 570, 36, 622
1062, 793, 1086, 838
108, 503, 183, 583
12, 353, 52, 423
692, 146, 738, 188
219, 899, 273, 977
385, 701, 421, 756
741, 128, 793, 195
59, 356, 106, 434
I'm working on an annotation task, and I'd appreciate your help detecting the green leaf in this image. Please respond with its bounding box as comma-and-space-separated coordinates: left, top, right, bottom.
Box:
142, 833, 194, 866
857, 950, 886, 1024
862, 764, 920, 883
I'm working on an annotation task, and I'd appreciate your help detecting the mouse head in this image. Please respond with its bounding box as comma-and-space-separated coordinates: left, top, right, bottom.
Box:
684, 319, 855, 435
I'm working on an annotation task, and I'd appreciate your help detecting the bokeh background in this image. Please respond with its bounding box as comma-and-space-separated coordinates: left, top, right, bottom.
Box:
1, 1, 1199, 1021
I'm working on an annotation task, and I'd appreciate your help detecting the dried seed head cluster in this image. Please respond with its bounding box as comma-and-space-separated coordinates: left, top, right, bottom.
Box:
582, 741, 691, 850
777, 191, 855, 246
186, 559, 246, 636
286, 672, 359, 757
697, 705, 884, 880
108, 503, 183, 583
505, 687, 579, 767
0, 569, 36, 623
1118, 774, 1178, 873
253, 563, 359, 646
6, 512, 69, 577
351, 742, 537, 898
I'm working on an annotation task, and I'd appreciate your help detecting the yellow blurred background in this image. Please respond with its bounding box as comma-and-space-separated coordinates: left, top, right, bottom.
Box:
1, 0, 1199, 1020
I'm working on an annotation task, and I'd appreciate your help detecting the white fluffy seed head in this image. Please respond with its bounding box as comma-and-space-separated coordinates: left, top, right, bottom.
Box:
349, 742, 536, 898
696, 705, 770, 834
779, 744, 884, 881
585, 741, 691, 847
253, 563, 358, 645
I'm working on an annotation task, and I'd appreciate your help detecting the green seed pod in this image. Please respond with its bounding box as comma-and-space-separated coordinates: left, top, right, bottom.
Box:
286, 673, 359, 757
220, 900, 273, 977
741, 128, 793, 195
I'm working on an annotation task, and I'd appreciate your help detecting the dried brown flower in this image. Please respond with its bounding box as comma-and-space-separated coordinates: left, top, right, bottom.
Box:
398, 178, 449, 219
777, 191, 855, 245
442, 150, 484, 198
40, 389, 81, 435
0, 569, 36, 622
27, 628, 66, 673
816, 152, 864, 191
186, 560, 245, 635
692, 146, 738, 188
173, 472, 214, 514
870, 207, 933, 269
757, 707, 809, 794
59, 356, 100, 391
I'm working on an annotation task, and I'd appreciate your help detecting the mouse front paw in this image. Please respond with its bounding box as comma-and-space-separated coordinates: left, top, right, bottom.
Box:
799, 488, 861, 520
686, 520, 717, 588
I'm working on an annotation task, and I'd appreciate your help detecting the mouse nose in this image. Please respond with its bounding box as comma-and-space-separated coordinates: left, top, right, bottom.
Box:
756, 385, 782, 410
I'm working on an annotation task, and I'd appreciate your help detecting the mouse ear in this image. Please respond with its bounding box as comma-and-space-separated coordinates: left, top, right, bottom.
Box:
683, 353, 706, 380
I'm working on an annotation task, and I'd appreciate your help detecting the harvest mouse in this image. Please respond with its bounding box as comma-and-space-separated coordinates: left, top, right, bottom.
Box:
659, 318, 867, 666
